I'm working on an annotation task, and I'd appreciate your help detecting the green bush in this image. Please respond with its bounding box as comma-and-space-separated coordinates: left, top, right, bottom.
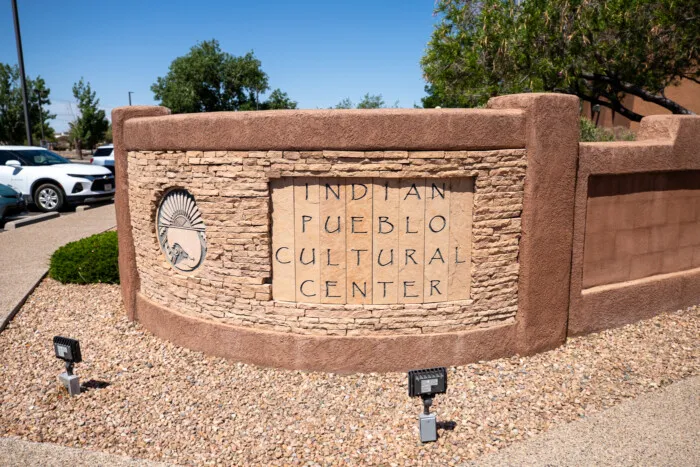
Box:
580, 117, 636, 142
49, 231, 119, 284
580, 117, 615, 142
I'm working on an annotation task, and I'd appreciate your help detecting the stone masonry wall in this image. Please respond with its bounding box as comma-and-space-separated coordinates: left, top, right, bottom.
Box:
128, 149, 526, 336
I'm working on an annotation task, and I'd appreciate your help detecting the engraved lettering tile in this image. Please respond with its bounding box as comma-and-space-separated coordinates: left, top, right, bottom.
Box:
320, 178, 346, 304
424, 179, 450, 302
448, 178, 474, 300
274, 176, 475, 305
271, 178, 295, 301
373, 179, 400, 304
294, 177, 320, 303
346, 178, 373, 303
398, 179, 425, 303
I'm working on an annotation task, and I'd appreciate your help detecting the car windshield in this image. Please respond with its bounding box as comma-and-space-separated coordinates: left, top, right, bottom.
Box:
12, 149, 70, 166
93, 148, 113, 158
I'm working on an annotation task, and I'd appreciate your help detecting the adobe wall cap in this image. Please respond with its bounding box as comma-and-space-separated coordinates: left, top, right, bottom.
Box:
121, 107, 526, 151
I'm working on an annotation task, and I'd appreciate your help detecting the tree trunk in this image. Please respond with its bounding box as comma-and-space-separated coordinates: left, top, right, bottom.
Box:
580, 72, 696, 115
75, 140, 82, 159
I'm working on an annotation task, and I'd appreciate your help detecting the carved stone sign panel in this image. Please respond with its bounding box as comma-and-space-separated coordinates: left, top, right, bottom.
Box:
271, 178, 474, 304
157, 189, 207, 272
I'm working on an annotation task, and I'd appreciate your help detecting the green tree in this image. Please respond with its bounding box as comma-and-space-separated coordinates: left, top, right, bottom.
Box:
421, 0, 699, 120
334, 97, 354, 109
152, 40, 295, 113
357, 93, 385, 109
103, 124, 113, 144
333, 94, 393, 109
0, 63, 56, 144
68, 78, 109, 157
30, 77, 56, 143
261, 89, 297, 110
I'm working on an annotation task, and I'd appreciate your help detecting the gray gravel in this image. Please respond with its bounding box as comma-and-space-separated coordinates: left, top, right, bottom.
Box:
1, 279, 698, 465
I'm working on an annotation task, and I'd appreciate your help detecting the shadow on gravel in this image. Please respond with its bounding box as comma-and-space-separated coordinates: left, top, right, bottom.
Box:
80, 379, 111, 392
437, 420, 457, 431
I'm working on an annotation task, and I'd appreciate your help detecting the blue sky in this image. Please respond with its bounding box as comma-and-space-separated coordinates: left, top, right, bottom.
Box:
0, 0, 439, 132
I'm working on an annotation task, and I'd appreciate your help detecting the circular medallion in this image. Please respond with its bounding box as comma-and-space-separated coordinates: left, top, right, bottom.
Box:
157, 189, 207, 272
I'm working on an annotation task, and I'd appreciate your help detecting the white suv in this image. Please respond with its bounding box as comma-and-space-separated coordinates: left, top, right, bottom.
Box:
91, 144, 114, 173
0, 146, 115, 212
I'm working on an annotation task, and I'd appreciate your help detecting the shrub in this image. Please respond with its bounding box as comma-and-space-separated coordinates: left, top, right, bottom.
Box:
579, 117, 636, 142
49, 231, 119, 284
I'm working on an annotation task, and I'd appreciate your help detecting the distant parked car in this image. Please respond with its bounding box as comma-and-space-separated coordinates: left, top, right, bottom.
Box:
91, 144, 114, 174
0, 182, 26, 221
0, 146, 115, 212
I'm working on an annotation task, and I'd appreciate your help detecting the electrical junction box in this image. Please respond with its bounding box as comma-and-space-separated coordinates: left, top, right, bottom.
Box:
419, 413, 437, 442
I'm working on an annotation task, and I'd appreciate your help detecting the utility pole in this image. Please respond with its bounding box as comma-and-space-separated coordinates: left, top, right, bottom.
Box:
11, 0, 32, 145
34, 89, 45, 145
128, 91, 134, 105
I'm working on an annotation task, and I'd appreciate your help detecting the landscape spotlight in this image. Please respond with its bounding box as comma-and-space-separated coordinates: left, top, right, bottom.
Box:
408, 367, 447, 443
53, 336, 82, 396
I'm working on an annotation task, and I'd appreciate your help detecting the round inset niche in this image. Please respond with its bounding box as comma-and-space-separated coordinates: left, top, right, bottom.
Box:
156, 189, 207, 272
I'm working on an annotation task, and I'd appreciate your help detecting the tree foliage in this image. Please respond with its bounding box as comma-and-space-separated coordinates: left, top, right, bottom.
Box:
261, 89, 298, 110
421, 0, 699, 120
68, 78, 109, 152
334, 94, 393, 109
334, 97, 354, 109
357, 93, 386, 109
0, 63, 56, 144
152, 40, 296, 113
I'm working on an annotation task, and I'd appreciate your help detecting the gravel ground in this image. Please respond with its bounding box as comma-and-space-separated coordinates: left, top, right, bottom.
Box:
1, 279, 698, 466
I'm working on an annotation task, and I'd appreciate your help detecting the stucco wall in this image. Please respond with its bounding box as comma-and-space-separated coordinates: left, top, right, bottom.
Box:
583, 171, 700, 288
569, 115, 700, 335
113, 93, 582, 372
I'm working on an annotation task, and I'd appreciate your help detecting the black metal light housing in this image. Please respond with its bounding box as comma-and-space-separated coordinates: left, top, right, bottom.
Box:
53, 336, 82, 363
408, 367, 447, 398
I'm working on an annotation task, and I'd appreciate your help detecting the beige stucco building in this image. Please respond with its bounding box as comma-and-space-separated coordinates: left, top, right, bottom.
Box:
582, 79, 700, 130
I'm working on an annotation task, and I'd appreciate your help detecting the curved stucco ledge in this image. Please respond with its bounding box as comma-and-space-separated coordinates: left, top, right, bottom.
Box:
135, 294, 519, 373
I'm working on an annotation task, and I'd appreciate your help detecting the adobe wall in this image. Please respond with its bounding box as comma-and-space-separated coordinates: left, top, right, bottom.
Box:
569, 115, 700, 335
113, 93, 580, 372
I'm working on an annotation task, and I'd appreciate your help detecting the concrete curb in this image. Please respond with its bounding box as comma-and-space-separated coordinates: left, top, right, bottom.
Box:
0, 271, 47, 333
4, 212, 60, 230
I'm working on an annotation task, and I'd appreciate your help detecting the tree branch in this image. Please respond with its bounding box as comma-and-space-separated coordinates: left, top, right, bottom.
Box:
586, 95, 643, 122
681, 74, 700, 85
581, 72, 696, 115
557, 86, 644, 122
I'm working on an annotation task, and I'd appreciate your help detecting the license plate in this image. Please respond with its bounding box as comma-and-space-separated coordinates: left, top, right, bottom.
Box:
105, 184, 113, 191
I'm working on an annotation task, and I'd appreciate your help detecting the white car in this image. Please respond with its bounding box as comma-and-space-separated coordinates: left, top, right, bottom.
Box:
91, 144, 114, 174
0, 146, 115, 212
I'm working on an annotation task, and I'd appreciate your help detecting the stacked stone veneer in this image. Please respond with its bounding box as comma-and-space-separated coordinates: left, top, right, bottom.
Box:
128, 149, 526, 336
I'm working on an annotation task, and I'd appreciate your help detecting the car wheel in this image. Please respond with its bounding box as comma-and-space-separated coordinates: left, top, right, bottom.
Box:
34, 183, 64, 212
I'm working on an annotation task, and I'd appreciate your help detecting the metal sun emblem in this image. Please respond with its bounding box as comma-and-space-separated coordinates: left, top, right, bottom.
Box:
157, 189, 207, 272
